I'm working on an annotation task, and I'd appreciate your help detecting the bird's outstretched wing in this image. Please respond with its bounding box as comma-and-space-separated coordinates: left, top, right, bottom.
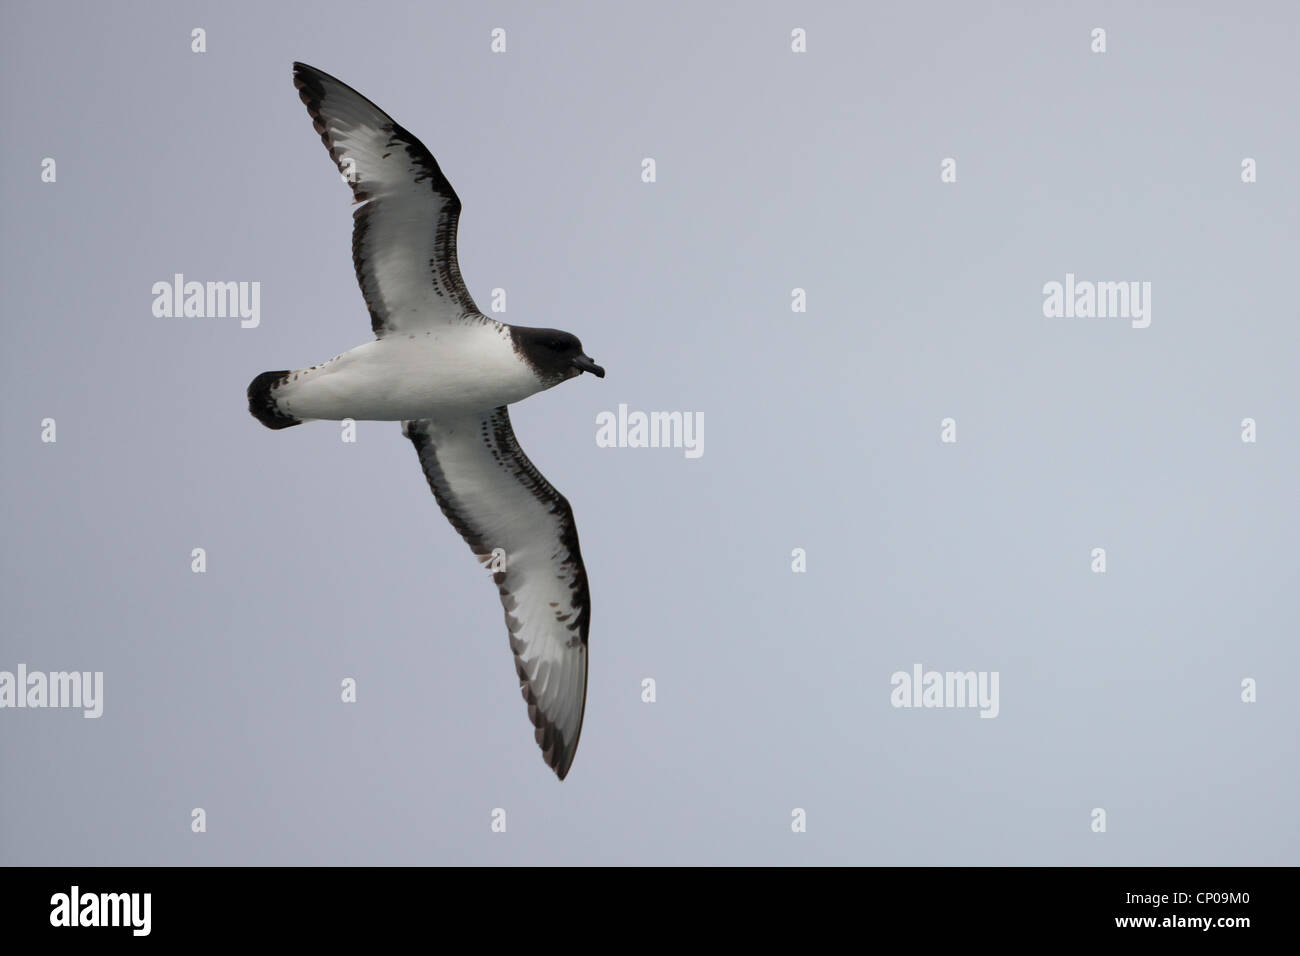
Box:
403, 409, 591, 779
293, 61, 480, 335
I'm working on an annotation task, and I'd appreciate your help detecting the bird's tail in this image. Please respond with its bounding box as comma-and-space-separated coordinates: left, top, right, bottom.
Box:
247, 370, 302, 429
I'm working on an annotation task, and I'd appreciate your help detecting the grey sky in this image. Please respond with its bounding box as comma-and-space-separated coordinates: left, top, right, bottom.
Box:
1, 0, 1296, 865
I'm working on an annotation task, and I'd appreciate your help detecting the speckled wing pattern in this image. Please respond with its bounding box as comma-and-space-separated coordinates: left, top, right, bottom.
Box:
293, 61, 479, 335
403, 409, 591, 780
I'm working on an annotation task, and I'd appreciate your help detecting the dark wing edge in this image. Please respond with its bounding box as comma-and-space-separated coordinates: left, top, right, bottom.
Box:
402, 410, 591, 780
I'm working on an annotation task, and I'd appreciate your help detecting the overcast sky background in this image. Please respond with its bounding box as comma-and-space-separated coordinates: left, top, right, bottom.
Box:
2, 0, 1297, 865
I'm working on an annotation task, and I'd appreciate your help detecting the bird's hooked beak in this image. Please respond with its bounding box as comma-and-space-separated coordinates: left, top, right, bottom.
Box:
571, 354, 605, 378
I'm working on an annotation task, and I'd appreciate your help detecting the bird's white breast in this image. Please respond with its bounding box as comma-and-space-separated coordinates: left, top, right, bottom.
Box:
278, 320, 544, 422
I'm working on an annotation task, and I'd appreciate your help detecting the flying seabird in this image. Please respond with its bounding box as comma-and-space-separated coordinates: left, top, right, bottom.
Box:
248, 62, 604, 780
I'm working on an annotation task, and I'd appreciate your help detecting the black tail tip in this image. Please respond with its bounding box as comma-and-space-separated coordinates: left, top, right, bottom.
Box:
247, 371, 301, 430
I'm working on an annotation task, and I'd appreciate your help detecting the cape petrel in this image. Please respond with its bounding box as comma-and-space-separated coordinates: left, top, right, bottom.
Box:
248, 62, 604, 780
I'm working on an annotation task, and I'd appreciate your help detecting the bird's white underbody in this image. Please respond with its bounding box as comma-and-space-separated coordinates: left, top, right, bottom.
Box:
277, 320, 550, 422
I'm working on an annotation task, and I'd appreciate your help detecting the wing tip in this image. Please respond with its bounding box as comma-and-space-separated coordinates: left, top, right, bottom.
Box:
292, 63, 324, 105
533, 701, 583, 782
292, 61, 321, 82
549, 739, 577, 781
292, 62, 317, 95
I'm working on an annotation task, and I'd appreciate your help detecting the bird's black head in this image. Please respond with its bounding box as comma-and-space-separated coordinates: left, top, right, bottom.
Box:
512, 326, 606, 384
